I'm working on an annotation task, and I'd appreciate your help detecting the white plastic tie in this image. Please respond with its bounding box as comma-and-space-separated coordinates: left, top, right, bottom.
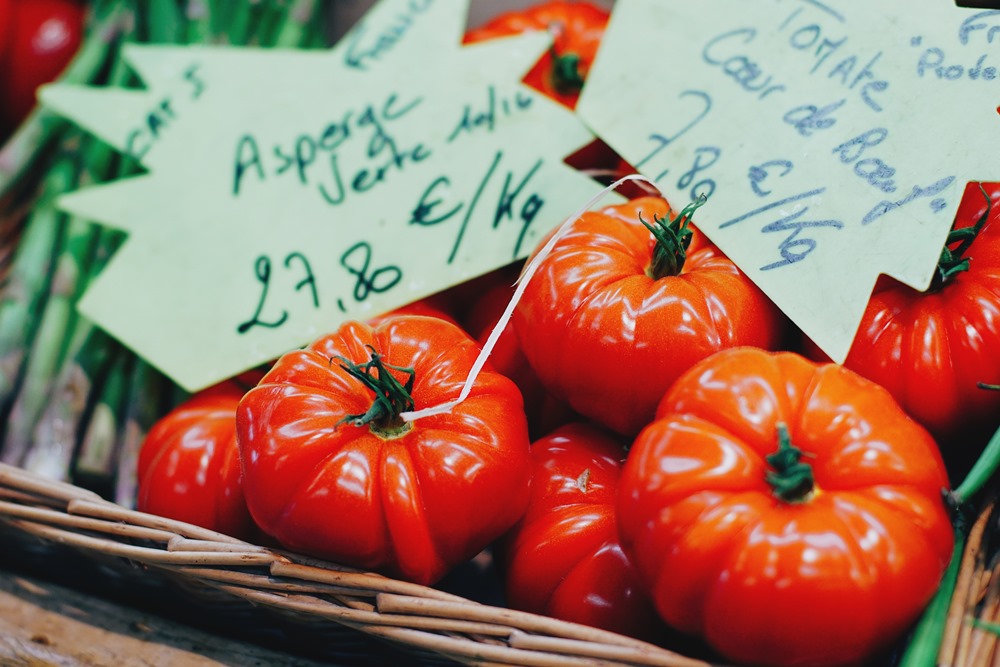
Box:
400, 173, 665, 423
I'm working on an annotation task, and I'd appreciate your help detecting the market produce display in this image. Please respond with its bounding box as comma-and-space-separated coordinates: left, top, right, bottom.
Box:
2, 1, 1000, 667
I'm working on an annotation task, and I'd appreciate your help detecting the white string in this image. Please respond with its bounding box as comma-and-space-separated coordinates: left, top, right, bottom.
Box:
400, 173, 665, 422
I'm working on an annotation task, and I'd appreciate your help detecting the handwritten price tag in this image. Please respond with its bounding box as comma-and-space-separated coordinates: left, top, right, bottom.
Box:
579, 0, 1000, 362
40, 0, 606, 391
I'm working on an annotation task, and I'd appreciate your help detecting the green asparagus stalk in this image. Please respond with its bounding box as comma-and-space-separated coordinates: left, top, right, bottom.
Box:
18, 4, 138, 479
141, 0, 185, 44
4, 131, 119, 468
3, 209, 100, 468
185, 0, 214, 44
273, 0, 319, 48
114, 358, 166, 508
247, 1, 288, 48
215, 1, 255, 46
72, 341, 128, 485
0, 203, 31, 282
0, 145, 80, 418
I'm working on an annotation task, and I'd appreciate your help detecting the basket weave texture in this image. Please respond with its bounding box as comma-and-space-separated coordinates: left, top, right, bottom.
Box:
0, 461, 715, 667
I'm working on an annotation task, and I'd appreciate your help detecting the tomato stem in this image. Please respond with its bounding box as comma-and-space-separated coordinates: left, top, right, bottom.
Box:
896, 525, 966, 667
765, 423, 815, 503
551, 51, 584, 94
334, 346, 415, 436
642, 195, 707, 280
932, 184, 991, 289
952, 423, 1000, 505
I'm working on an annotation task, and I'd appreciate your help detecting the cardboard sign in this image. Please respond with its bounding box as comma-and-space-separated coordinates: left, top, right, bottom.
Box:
579, 0, 1000, 362
40, 0, 608, 391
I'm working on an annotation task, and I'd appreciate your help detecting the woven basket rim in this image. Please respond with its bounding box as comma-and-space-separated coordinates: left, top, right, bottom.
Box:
0, 461, 718, 667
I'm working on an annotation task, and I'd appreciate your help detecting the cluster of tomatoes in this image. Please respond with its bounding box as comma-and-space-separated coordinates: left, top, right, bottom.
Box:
134, 3, 1000, 667
137, 185, 1000, 667
0, 0, 84, 140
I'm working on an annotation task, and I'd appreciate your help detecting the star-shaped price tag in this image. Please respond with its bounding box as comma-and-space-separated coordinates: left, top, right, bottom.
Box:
40, 0, 606, 391
579, 0, 1000, 362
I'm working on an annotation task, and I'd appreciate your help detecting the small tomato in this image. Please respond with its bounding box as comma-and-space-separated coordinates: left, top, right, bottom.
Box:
137, 380, 259, 540
499, 422, 658, 639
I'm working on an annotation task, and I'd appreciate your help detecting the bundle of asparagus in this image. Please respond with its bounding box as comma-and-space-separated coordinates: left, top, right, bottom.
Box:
0, 0, 330, 506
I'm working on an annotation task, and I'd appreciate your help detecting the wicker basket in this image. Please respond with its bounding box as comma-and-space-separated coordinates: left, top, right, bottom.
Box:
0, 461, 721, 667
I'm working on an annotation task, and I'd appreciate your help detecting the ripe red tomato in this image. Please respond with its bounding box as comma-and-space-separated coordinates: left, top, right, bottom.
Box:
0, 0, 85, 135
464, 1, 609, 110
513, 196, 786, 436
808, 182, 1000, 451
137, 380, 260, 541
619, 347, 954, 667
499, 422, 659, 639
235, 316, 531, 586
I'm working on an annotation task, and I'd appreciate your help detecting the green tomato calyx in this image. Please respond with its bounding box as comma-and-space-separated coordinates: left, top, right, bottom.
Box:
334, 345, 415, 437
934, 184, 992, 289
642, 195, 707, 280
766, 422, 815, 504
552, 51, 584, 94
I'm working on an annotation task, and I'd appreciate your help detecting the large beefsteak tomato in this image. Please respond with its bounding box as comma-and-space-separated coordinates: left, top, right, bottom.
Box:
513, 196, 786, 436
499, 422, 658, 639
235, 315, 531, 586
619, 347, 954, 667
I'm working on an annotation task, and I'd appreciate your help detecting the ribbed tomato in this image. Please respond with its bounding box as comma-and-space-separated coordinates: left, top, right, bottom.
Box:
513, 196, 786, 435
236, 315, 531, 586
619, 347, 954, 667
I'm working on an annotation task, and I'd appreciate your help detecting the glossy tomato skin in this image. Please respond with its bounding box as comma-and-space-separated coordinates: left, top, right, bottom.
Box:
0, 0, 85, 134
513, 196, 786, 436
814, 182, 1000, 448
236, 316, 531, 586
464, 1, 608, 109
619, 348, 954, 667
499, 422, 658, 639
137, 381, 259, 540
